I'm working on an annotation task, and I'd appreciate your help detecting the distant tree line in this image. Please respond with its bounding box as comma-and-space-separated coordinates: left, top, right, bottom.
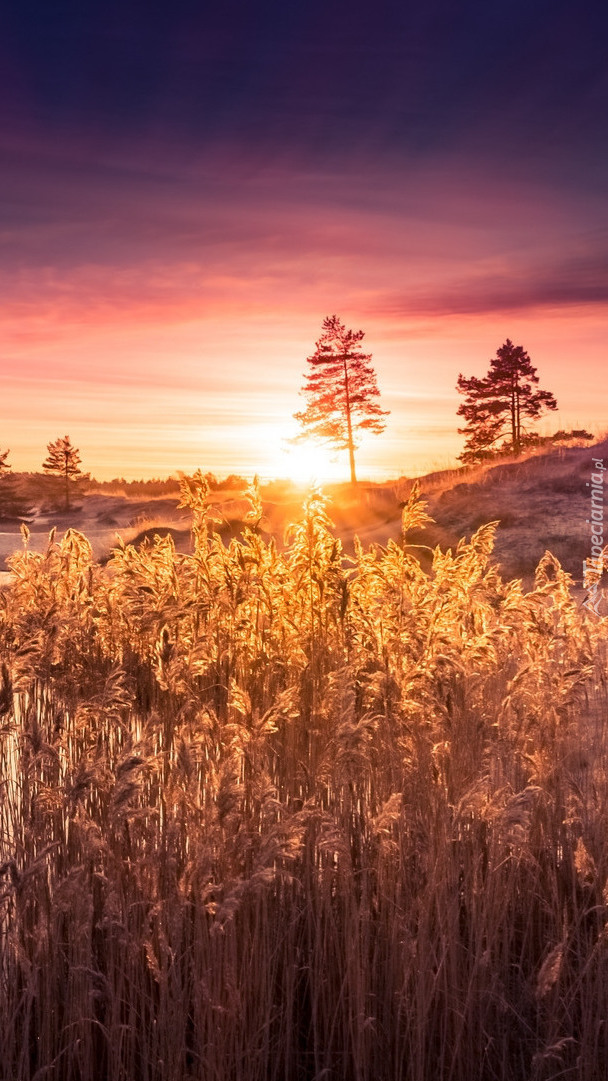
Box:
86, 474, 248, 496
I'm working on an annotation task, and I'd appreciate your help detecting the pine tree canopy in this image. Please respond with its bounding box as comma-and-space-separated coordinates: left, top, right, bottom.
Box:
43, 435, 83, 479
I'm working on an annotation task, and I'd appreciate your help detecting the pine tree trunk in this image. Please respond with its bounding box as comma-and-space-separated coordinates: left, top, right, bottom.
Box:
512, 391, 519, 449
511, 383, 518, 454
342, 356, 357, 486
64, 457, 70, 511
348, 439, 357, 486
512, 374, 521, 454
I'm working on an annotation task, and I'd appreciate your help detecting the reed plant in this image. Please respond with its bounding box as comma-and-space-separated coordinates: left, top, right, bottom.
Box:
0, 474, 606, 1080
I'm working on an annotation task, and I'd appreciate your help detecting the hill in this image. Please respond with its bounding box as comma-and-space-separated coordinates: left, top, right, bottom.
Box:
0, 440, 605, 593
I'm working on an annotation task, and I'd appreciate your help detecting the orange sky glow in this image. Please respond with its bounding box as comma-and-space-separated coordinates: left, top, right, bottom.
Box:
2, 145, 607, 482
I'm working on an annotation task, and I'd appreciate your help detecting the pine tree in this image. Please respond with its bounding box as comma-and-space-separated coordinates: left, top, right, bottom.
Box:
42, 435, 83, 510
293, 315, 388, 485
0, 449, 30, 520
456, 340, 558, 463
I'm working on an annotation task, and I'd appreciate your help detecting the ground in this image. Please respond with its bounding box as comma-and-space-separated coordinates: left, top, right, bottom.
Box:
0, 437, 605, 593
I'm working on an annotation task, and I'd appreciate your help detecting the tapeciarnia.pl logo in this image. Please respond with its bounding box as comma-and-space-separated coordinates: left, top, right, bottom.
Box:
582, 457, 605, 615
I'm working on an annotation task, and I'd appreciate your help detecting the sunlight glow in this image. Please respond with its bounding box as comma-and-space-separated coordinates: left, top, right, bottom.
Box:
279, 440, 346, 485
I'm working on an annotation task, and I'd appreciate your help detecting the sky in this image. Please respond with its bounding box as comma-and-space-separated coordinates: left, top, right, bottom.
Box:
1, 0, 607, 480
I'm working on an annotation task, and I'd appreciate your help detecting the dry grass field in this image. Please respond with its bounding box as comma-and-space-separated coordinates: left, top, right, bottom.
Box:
0, 448, 607, 1080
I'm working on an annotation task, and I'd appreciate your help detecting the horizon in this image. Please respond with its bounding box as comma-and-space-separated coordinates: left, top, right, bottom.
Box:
5, 427, 604, 490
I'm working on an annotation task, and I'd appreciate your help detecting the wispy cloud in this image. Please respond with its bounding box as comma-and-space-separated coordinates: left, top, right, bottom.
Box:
368, 246, 608, 317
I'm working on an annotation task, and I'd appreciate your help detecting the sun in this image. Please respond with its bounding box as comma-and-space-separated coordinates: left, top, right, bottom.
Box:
279, 440, 345, 485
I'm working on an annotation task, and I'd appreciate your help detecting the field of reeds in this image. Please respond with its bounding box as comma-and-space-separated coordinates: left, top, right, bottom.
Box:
1, 472, 607, 1081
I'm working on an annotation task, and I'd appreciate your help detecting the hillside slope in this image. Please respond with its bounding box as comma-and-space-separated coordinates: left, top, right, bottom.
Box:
422, 438, 606, 585
0, 441, 605, 593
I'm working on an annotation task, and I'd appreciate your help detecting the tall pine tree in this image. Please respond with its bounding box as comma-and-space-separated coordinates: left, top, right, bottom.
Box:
457, 340, 557, 463
42, 435, 84, 511
293, 315, 388, 485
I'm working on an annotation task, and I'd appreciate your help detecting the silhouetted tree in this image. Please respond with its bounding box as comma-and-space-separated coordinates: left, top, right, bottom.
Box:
42, 435, 83, 510
294, 315, 388, 485
457, 340, 558, 463
0, 449, 30, 520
